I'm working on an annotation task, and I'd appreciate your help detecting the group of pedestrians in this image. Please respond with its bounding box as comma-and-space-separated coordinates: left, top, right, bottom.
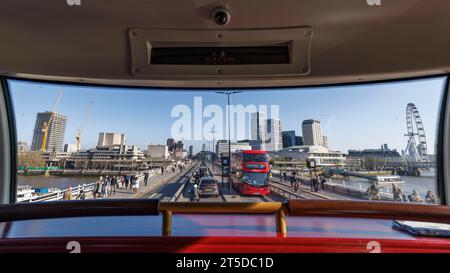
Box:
281, 171, 327, 193
310, 174, 326, 192
367, 183, 438, 204
120, 173, 142, 193
92, 175, 119, 199
62, 186, 86, 201
92, 172, 150, 199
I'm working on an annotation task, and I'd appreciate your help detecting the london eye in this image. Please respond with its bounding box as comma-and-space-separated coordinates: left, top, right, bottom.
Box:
404, 103, 428, 161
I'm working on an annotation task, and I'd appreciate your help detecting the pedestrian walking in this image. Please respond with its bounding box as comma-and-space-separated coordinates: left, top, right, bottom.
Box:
313, 176, 320, 192
132, 175, 140, 193
191, 184, 200, 201
110, 176, 117, 194
392, 184, 402, 202
425, 190, 437, 204
76, 189, 86, 200
129, 175, 134, 190
144, 171, 149, 186
409, 190, 423, 202
63, 187, 73, 200
101, 176, 110, 198
318, 174, 326, 190
366, 184, 380, 200
93, 177, 102, 199
290, 175, 299, 192
124, 174, 130, 189
120, 176, 125, 189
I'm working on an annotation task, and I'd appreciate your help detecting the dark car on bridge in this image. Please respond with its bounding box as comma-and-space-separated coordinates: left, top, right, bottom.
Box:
198, 177, 219, 197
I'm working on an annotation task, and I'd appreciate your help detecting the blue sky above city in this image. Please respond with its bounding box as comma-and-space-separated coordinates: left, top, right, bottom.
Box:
8, 77, 446, 155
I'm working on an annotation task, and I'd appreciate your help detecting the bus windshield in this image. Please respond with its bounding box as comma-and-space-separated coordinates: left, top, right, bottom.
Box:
243, 153, 269, 162
241, 173, 269, 186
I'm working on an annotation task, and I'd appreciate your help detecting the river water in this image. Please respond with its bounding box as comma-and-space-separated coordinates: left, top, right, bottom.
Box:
17, 175, 98, 189
329, 171, 437, 198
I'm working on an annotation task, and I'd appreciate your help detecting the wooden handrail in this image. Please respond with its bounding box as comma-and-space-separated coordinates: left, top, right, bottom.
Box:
2, 199, 450, 238
288, 200, 450, 224
0, 199, 160, 222
159, 202, 283, 214
159, 202, 286, 236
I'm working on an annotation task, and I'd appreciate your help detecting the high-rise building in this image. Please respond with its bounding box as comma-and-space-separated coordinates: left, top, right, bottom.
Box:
295, 136, 303, 146
302, 119, 323, 146
31, 112, 67, 152
17, 141, 30, 152
64, 144, 78, 153
147, 144, 169, 159
166, 138, 175, 152
202, 143, 207, 152
250, 111, 267, 150
282, 130, 296, 148
216, 140, 252, 157
322, 136, 328, 148
97, 133, 125, 147
175, 140, 184, 150
266, 119, 282, 151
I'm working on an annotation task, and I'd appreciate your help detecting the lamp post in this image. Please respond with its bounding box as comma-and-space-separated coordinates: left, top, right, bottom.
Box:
216, 91, 241, 195
210, 129, 216, 171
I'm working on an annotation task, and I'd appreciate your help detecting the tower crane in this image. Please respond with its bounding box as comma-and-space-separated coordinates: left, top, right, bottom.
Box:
40, 88, 64, 152
76, 101, 93, 152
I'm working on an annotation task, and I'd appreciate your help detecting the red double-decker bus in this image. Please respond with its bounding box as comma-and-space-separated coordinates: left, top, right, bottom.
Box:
230, 150, 270, 196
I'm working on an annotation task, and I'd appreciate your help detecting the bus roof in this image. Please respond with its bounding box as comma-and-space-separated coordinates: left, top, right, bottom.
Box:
243, 150, 267, 154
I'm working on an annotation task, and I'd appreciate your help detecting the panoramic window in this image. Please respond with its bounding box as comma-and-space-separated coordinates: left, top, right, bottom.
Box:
8, 77, 445, 204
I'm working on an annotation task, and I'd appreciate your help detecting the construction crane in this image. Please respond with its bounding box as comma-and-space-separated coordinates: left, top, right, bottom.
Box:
40, 88, 64, 152
76, 101, 93, 152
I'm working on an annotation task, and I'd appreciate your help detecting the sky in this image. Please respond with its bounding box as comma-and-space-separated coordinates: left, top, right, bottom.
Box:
8, 77, 446, 155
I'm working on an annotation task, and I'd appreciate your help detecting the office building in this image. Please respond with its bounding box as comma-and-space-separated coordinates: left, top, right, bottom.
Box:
216, 140, 252, 157
295, 136, 303, 146
31, 111, 67, 152
147, 144, 169, 159
175, 140, 184, 150
302, 119, 323, 146
64, 144, 78, 153
266, 119, 282, 151
250, 111, 267, 150
166, 138, 176, 152
322, 135, 328, 148
271, 145, 346, 167
97, 133, 125, 147
69, 144, 146, 170
282, 130, 296, 148
189, 145, 194, 157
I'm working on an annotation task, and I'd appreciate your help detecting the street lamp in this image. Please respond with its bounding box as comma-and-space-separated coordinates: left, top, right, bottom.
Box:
210, 129, 216, 171
216, 91, 242, 195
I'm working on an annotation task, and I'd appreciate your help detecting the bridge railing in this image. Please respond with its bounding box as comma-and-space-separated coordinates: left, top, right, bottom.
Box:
269, 183, 305, 200
18, 166, 190, 203
323, 180, 394, 200
20, 183, 97, 203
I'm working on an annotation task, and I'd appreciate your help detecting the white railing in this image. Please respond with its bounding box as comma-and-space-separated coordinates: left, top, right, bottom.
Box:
19, 182, 97, 203
325, 180, 394, 200
269, 183, 305, 200
17, 168, 182, 203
